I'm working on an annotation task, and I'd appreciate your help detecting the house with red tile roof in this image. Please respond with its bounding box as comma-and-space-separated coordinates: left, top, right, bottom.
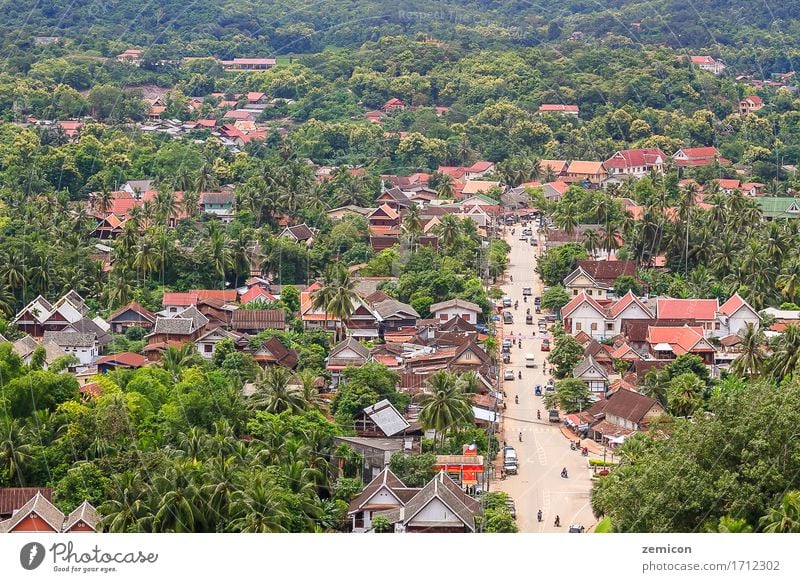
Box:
656, 297, 718, 333
688, 55, 726, 75
538, 104, 579, 116
464, 161, 495, 180
539, 160, 568, 177
646, 325, 716, 364
717, 293, 760, 336
716, 178, 742, 194
739, 95, 764, 115
604, 148, 667, 180
219, 58, 276, 70
561, 291, 653, 338
239, 286, 276, 305
368, 204, 401, 229
381, 98, 405, 113
162, 292, 200, 314
116, 49, 143, 65
563, 259, 638, 299
95, 352, 148, 372
672, 147, 730, 167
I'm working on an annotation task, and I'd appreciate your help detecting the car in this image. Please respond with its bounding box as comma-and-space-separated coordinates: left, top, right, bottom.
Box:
505, 500, 517, 519
547, 378, 555, 387
549, 409, 560, 422
502, 352, 511, 364
523, 228, 532, 236
504, 369, 515, 381
533, 296, 541, 306
518, 234, 528, 241
503, 312, 513, 324
568, 524, 585, 533
502, 296, 512, 307
522, 287, 532, 296
526, 314, 533, 325
541, 339, 551, 351
502, 338, 513, 349
529, 238, 537, 246
545, 383, 555, 392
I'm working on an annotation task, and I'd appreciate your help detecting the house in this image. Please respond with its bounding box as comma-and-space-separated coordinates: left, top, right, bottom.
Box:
672, 147, 730, 167
334, 437, 405, 483
538, 104, 579, 116
565, 161, 607, 187
355, 399, 411, 438
368, 204, 401, 229
144, 310, 207, 361
604, 148, 667, 180
249, 336, 298, 369
582, 389, 665, 444
327, 205, 373, 221
121, 179, 154, 198
739, 95, 764, 115
375, 471, 481, 533
689, 55, 726, 75
116, 49, 143, 65
541, 181, 569, 202
563, 259, 638, 298
0, 492, 101, 533
464, 161, 495, 181
280, 223, 317, 245
95, 352, 148, 373
539, 160, 568, 178
199, 192, 235, 222
656, 297, 720, 334
219, 58, 276, 71
370, 298, 419, 333
300, 286, 345, 335
12, 335, 65, 368
107, 301, 156, 334
573, 355, 609, 395
195, 327, 246, 360
375, 188, 413, 210
429, 299, 482, 325
646, 325, 716, 364
239, 286, 275, 305
382, 98, 406, 112
0, 488, 52, 519
717, 293, 760, 336
230, 309, 286, 334
347, 468, 418, 532
757, 197, 800, 219
12, 291, 89, 338
460, 180, 500, 196
561, 291, 653, 338
326, 337, 371, 385
162, 292, 200, 314
57, 120, 83, 139
42, 332, 98, 366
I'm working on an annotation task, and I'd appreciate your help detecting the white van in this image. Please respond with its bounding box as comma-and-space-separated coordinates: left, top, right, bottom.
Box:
525, 353, 536, 368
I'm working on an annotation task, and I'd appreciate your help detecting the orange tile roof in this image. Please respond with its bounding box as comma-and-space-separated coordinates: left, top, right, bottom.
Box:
561, 292, 606, 318
657, 298, 718, 320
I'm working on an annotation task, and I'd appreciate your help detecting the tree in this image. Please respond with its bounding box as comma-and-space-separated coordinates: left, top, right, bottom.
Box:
389, 453, 437, 487
311, 263, 361, 343
760, 491, 800, 533
666, 373, 705, 417
250, 367, 306, 414
536, 244, 588, 287
371, 515, 392, 532
547, 378, 593, 413
540, 286, 571, 313
613, 275, 642, 296
418, 371, 473, 448
732, 323, 766, 378
548, 332, 585, 378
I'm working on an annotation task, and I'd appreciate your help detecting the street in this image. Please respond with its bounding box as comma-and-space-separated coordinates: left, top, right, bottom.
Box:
494, 224, 597, 533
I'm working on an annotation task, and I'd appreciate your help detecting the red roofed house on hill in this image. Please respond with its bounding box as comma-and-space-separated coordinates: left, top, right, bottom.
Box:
604, 148, 667, 180
382, 98, 406, 113
646, 325, 716, 363
219, 58, 276, 71
689, 55, 726, 75
538, 104, 579, 116
672, 147, 730, 167
739, 95, 764, 116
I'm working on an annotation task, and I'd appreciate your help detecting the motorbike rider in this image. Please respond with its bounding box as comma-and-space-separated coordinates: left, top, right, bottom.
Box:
515, 395, 519, 404
518, 431, 523, 442
537, 409, 541, 420
561, 467, 568, 478
554, 515, 561, 527
518, 371, 521, 379
537, 509, 543, 522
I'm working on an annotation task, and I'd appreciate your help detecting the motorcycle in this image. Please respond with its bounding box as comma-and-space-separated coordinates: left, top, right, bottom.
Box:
554, 516, 561, 528
515, 395, 519, 405
582, 447, 589, 457
537, 510, 543, 523
561, 468, 568, 479
536, 409, 541, 420
514, 301, 519, 310
523, 296, 527, 303
570, 442, 577, 451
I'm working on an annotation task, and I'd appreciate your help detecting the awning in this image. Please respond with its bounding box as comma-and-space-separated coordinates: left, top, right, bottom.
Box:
565, 414, 580, 427
472, 406, 498, 423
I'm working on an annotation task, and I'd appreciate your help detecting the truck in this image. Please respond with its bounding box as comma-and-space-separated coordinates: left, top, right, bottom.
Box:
503, 447, 518, 475
525, 353, 536, 368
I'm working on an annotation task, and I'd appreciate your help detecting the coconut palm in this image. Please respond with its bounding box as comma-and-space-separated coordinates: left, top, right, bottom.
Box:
434, 214, 462, 253
418, 371, 473, 448
161, 343, 200, 382
435, 174, 455, 199
583, 228, 601, 257
553, 201, 579, 235
99, 472, 153, 533
666, 373, 704, 417
0, 418, 33, 485
732, 323, 766, 378
228, 477, 289, 532
777, 259, 800, 303
250, 366, 306, 413
760, 491, 800, 532
311, 263, 361, 342
767, 324, 800, 381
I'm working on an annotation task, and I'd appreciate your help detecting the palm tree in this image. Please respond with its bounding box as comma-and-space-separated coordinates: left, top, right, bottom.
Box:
732, 323, 766, 378
666, 373, 704, 417
0, 418, 33, 485
434, 214, 462, 253
228, 477, 289, 532
311, 263, 362, 342
553, 201, 579, 235
760, 491, 800, 532
161, 343, 200, 382
435, 174, 455, 199
100, 472, 153, 532
151, 464, 203, 532
194, 162, 220, 193
94, 188, 114, 215
250, 366, 306, 413
583, 228, 601, 257
402, 204, 423, 250
204, 221, 233, 288
181, 189, 201, 219
418, 371, 473, 449
767, 324, 800, 381
777, 259, 800, 303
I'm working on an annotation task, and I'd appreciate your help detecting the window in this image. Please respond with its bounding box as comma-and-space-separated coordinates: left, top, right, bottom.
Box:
439, 314, 448, 321
606, 323, 614, 331
587, 290, 593, 296
591, 322, 598, 331
573, 289, 579, 296
204, 344, 213, 353
575, 323, 582, 331
715, 322, 721, 330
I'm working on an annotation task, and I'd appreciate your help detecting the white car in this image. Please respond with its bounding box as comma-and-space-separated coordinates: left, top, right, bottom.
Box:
504, 369, 515, 381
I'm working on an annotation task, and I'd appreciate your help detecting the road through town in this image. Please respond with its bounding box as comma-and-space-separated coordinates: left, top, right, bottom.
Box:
494, 226, 597, 533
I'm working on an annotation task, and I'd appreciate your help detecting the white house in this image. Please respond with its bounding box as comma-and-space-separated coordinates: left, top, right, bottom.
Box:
716, 293, 760, 337
429, 299, 482, 325
42, 331, 98, 365
561, 291, 653, 339
573, 355, 609, 395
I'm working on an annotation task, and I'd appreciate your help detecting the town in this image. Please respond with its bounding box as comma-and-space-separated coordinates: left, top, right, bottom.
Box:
2, 11, 800, 535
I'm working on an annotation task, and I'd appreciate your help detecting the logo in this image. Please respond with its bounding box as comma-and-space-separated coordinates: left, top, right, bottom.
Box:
20, 542, 46, 570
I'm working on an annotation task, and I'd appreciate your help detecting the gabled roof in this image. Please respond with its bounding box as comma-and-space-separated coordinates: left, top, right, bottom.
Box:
539, 160, 568, 174
604, 148, 667, 169
175, 305, 209, 330
742, 95, 763, 105
12, 335, 40, 358
561, 292, 606, 319
0, 488, 52, 516
231, 309, 286, 330
347, 467, 412, 514
371, 298, 419, 320
63, 501, 101, 532
369, 203, 400, 220
608, 290, 654, 319
377, 187, 412, 204
602, 389, 662, 423
657, 297, 719, 320
429, 299, 481, 314
567, 161, 606, 175
95, 352, 147, 368
240, 286, 275, 305
573, 354, 609, 380
363, 399, 411, 437
193, 289, 238, 303
327, 337, 370, 369
611, 342, 642, 360
108, 301, 156, 324
0, 491, 64, 532
152, 317, 195, 335
439, 315, 479, 333
282, 223, 315, 241
646, 326, 713, 355
162, 292, 199, 307
575, 259, 637, 285
43, 331, 96, 348
719, 293, 756, 318
452, 340, 491, 365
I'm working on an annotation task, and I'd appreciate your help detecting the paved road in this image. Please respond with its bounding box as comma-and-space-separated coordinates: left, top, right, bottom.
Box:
494, 225, 596, 533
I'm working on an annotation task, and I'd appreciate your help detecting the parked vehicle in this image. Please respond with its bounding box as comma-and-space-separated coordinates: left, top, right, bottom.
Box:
530, 238, 537, 246
526, 314, 533, 325
502, 296, 512, 307
549, 409, 560, 422
541, 339, 550, 351
534, 296, 541, 306
502, 353, 511, 364
505, 500, 517, 519
504, 369, 515, 381
522, 287, 532, 296
538, 322, 547, 332
525, 353, 536, 368
568, 524, 585, 533
535, 385, 542, 396
502, 338, 513, 350
503, 312, 513, 324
